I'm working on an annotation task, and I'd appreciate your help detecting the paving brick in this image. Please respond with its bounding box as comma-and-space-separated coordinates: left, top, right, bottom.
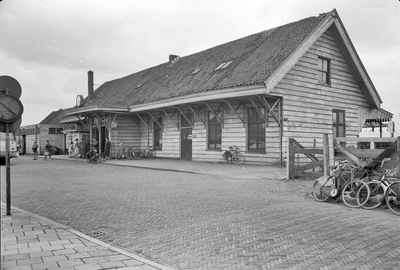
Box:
52, 248, 77, 255
1, 260, 17, 268
28, 251, 53, 258
3, 264, 33, 270
74, 263, 103, 270
17, 257, 43, 266
31, 261, 59, 270
42, 254, 68, 262
57, 259, 84, 267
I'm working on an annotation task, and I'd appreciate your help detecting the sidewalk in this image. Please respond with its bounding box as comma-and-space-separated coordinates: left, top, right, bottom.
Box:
1, 204, 175, 270
51, 155, 287, 180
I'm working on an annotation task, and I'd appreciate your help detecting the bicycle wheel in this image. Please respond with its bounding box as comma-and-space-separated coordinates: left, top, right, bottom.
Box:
385, 182, 400, 216
312, 177, 331, 202
359, 181, 385, 210
231, 153, 244, 165
341, 180, 369, 208
148, 151, 154, 159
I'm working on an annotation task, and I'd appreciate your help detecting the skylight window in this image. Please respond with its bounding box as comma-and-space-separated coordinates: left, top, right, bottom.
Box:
135, 84, 142, 89
215, 61, 233, 70
191, 68, 201, 75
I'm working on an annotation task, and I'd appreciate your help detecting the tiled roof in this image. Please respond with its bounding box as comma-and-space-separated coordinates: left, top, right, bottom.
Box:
40, 107, 75, 125
87, 12, 329, 108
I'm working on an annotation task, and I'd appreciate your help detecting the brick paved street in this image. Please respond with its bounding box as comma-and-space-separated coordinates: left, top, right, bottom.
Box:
1, 156, 400, 270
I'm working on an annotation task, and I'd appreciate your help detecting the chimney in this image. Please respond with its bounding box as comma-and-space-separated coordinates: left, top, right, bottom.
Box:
169, 54, 179, 64
88, 70, 94, 100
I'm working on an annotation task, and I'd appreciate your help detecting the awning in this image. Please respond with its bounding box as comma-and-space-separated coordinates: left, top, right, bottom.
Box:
359, 107, 393, 130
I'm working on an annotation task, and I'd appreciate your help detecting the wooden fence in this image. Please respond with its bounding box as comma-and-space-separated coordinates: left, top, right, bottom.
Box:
287, 135, 400, 179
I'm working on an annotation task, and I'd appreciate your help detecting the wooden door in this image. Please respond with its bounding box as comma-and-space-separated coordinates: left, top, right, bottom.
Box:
181, 128, 192, 160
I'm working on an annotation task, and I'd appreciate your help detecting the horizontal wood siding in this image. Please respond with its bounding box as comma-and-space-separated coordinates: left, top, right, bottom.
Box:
156, 114, 180, 159
271, 29, 370, 166
109, 114, 140, 158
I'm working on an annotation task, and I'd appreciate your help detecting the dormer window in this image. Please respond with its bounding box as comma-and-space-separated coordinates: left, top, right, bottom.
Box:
215, 61, 232, 70
318, 57, 331, 85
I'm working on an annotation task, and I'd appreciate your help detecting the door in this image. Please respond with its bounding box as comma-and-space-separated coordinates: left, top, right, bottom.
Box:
180, 112, 193, 160
181, 128, 192, 160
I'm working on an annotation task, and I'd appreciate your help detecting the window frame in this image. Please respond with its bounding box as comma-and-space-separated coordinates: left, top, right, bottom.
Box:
332, 109, 346, 138
153, 117, 163, 150
247, 107, 266, 153
318, 57, 331, 86
207, 111, 222, 150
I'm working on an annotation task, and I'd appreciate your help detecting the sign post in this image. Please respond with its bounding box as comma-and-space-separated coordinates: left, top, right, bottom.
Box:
0, 75, 23, 216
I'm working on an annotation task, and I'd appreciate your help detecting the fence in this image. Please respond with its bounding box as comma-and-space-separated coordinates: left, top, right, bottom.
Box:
287, 135, 400, 179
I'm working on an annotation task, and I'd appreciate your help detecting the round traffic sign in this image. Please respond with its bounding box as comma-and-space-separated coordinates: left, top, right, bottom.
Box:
0, 117, 22, 133
0, 76, 22, 99
0, 95, 24, 123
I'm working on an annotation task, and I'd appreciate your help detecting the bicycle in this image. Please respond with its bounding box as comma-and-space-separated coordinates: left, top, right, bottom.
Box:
86, 148, 101, 164
126, 146, 136, 160
357, 166, 400, 215
312, 159, 370, 208
140, 146, 154, 159
222, 145, 244, 165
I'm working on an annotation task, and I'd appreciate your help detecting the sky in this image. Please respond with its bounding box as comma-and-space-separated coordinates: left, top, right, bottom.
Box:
0, 0, 399, 129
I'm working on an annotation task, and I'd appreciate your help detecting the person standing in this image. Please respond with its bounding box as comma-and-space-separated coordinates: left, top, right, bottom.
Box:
104, 138, 111, 160
32, 141, 38, 160
74, 139, 80, 158
80, 138, 87, 159
91, 138, 98, 152
44, 140, 53, 160
117, 142, 125, 160
68, 141, 74, 158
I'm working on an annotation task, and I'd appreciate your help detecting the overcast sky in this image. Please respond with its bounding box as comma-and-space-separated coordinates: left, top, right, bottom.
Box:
1, 0, 399, 127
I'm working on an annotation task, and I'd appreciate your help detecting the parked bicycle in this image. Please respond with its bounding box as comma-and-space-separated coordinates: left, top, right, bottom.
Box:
357, 164, 400, 215
86, 148, 101, 164
125, 146, 136, 160
312, 159, 370, 208
222, 145, 244, 165
140, 146, 154, 159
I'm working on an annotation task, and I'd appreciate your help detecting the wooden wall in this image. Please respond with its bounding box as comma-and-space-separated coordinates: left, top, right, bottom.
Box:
271, 29, 370, 165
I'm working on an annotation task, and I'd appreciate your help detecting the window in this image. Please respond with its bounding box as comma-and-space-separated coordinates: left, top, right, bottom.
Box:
247, 108, 265, 152
215, 61, 232, 70
208, 111, 221, 150
318, 57, 331, 85
48, 127, 63, 134
154, 117, 163, 150
332, 110, 345, 138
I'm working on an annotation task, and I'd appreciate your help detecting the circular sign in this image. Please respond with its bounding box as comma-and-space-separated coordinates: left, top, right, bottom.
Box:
0, 95, 24, 123
0, 117, 22, 133
0, 76, 22, 99
76, 94, 84, 107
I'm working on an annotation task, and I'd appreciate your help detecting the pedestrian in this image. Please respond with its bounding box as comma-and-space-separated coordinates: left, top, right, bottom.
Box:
68, 141, 74, 158
80, 138, 87, 159
117, 142, 125, 160
104, 138, 111, 160
32, 141, 38, 160
91, 138, 98, 152
44, 140, 53, 160
74, 139, 80, 158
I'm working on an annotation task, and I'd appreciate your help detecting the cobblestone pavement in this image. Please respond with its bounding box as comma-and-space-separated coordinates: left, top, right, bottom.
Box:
1, 156, 400, 270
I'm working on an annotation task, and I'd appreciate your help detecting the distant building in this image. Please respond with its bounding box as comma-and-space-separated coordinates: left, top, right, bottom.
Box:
15, 109, 67, 155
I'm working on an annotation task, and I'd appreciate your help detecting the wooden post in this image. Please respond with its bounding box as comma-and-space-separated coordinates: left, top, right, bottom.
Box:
287, 138, 295, 179
323, 134, 329, 177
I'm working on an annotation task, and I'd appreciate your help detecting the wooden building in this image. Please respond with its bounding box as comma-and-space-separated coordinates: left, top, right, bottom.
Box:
62, 9, 392, 165
15, 110, 66, 155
